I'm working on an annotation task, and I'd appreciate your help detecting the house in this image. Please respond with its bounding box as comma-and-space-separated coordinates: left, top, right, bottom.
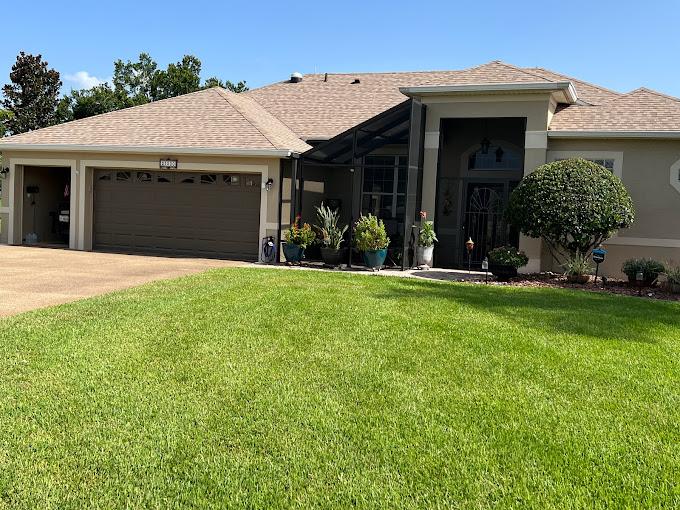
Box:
1, 60, 679, 276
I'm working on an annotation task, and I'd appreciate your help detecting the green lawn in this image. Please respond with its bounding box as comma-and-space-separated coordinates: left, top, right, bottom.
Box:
0, 268, 678, 508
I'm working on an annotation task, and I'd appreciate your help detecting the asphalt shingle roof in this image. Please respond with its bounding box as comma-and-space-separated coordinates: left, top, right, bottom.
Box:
0, 87, 310, 153
2, 61, 679, 152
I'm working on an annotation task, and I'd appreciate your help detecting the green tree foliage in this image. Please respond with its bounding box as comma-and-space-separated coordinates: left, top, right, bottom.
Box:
203, 76, 249, 93
113, 52, 158, 105
2, 52, 62, 134
506, 158, 635, 262
0, 110, 13, 137
59, 53, 248, 121
57, 84, 130, 122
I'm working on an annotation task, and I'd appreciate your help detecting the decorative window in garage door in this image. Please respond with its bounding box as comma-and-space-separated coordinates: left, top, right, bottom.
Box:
200, 174, 217, 185
178, 173, 196, 184
97, 171, 112, 181
136, 171, 153, 183
223, 174, 241, 186
244, 175, 260, 187
156, 173, 173, 183
116, 171, 131, 182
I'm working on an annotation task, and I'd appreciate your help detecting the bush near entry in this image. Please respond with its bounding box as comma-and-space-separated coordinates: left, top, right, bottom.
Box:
506, 158, 634, 263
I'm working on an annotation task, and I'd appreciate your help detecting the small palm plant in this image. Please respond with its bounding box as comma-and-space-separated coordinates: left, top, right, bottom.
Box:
314, 203, 348, 250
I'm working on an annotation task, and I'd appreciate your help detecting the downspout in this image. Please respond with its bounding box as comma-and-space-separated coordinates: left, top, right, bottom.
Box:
276, 158, 285, 263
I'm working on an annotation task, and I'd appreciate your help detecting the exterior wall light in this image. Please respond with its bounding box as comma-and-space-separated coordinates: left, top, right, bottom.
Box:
0, 167, 8, 179
480, 138, 491, 155
264, 178, 274, 191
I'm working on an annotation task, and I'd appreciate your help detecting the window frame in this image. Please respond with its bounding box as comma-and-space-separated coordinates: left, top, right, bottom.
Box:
361, 155, 407, 219
548, 151, 623, 179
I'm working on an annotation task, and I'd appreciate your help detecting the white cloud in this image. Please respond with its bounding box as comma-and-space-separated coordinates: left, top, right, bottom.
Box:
64, 71, 108, 90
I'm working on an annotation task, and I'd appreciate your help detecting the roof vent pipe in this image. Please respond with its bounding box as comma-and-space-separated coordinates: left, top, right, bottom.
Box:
324, 73, 328, 82
290, 72, 303, 83
351, 78, 361, 84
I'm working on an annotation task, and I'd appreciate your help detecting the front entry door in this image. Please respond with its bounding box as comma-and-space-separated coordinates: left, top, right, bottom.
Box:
460, 181, 518, 266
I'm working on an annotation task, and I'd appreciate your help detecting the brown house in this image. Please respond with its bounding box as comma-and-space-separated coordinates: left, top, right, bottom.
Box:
1, 61, 679, 276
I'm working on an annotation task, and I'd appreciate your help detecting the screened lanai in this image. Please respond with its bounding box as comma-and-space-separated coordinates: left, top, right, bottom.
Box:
282, 99, 426, 269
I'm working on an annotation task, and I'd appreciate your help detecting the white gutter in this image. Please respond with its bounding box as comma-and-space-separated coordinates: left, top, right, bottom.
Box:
548, 131, 680, 140
399, 81, 578, 104
0, 143, 295, 157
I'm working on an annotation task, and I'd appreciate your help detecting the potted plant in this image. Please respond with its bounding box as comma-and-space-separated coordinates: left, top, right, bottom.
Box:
664, 265, 680, 294
622, 258, 665, 286
487, 245, 528, 281
417, 211, 438, 269
314, 203, 348, 267
282, 216, 316, 264
562, 251, 594, 284
354, 214, 390, 270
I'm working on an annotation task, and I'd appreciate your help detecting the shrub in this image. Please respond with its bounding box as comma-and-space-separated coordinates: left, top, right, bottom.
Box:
562, 251, 594, 277
621, 258, 665, 285
506, 159, 634, 263
354, 214, 389, 252
487, 246, 528, 269
664, 265, 680, 285
418, 220, 438, 248
283, 218, 316, 248
314, 203, 347, 250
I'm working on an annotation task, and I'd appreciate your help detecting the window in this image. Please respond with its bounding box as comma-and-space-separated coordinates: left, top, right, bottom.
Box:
361, 155, 408, 220
116, 171, 131, 182
200, 174, 217, 184
468, 143, 522, 170
97, 172, 112, 181
178, 173, 195, 184
244, 175, 260, 187
550, 152, 622, 178
587, 159, 615, 172
136, 171, 153, 183
156, 173, 173, 183
223, 174, 240, 186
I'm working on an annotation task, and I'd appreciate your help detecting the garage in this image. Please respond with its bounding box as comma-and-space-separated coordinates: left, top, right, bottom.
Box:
93, 169, 262, 260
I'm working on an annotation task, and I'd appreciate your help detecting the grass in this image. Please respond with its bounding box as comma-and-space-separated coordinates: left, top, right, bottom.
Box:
0, 268, 678, 509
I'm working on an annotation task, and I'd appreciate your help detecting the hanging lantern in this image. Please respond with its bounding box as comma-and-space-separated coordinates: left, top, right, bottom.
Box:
480, 137, 491, 155
495, 146, 504, 163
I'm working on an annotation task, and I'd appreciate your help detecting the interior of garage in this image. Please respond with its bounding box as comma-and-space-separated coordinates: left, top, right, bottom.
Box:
22, 166, 71, 246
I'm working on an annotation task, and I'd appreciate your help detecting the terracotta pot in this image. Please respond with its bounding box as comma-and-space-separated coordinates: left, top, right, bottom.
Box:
417, 245, 434, 268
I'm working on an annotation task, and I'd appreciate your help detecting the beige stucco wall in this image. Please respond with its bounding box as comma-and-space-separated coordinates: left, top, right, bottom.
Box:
1, 150, 282, 261
421, 93, 552, 270
544, 138, 680, 277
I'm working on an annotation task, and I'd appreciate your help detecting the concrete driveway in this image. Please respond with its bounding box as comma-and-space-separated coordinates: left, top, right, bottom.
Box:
0, 245, 245, 317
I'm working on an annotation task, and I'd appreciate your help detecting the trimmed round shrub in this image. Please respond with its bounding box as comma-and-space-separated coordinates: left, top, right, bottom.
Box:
506, 158, 634, 261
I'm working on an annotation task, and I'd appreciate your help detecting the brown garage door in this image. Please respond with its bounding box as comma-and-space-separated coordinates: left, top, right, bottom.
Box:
94, 170, 261, 260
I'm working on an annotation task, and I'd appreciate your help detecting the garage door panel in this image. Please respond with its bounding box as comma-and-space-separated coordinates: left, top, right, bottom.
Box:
94, 170, 261, 260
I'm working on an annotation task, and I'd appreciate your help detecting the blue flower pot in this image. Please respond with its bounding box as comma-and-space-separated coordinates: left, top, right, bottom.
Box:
363, 249, 387, 270
282, 243, 304, 263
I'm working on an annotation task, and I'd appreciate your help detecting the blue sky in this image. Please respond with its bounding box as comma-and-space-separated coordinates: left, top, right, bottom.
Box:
3, 0, 680, 96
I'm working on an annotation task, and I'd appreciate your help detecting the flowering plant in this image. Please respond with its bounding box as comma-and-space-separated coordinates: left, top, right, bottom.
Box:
283, 216, 316, 248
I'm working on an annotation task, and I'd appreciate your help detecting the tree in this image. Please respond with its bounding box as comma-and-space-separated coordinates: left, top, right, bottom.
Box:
0, 110, 13, 137
203, 76, 249, 93
506, 158, 635, 263
58, 84, 130, 122
113, 52, 158, 105
2, 52, 62, 134
151, 55, 202, 100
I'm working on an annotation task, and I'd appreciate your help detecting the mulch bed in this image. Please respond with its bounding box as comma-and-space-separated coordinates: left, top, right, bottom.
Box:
484, 272, 680, 302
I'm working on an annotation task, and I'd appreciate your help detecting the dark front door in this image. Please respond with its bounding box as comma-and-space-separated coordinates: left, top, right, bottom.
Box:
460, 181, 518, 266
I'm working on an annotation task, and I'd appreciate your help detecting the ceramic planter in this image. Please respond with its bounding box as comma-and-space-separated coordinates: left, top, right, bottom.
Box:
489, 264, 517, 281
320, 247, 345, 267
282, 243, 304, 263
416, 245, 434, 269
363, 249, 387, 270
626, 273, 658, 287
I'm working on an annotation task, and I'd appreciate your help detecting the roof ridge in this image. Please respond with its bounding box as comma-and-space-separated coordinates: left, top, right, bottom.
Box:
629, 86, 680, 104
1, 88, 216, 141
213, 88, 278, 149
488, 61, 553, 82
527, 67, 622, 96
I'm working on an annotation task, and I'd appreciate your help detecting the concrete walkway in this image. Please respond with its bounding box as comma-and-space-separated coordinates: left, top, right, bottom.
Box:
0, 245, 243, 317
